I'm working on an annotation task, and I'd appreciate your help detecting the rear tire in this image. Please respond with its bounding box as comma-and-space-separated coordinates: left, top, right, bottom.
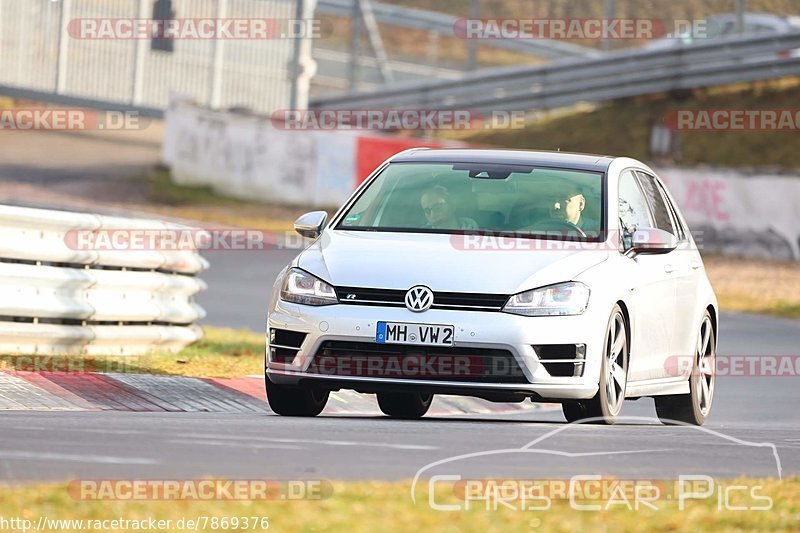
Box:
265, 379, 329, 417
655, 312, 715, 426
377, 392, 433, 419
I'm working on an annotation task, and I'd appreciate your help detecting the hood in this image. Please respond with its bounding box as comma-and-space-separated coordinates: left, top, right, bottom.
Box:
297, 230, 609, 295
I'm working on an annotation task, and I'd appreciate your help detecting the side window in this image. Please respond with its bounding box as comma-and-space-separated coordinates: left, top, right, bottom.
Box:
618, 170, 651, 233
636, 171, 676, 235
655, 179, 687, 241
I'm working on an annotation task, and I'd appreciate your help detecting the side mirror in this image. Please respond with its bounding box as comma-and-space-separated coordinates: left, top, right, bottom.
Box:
630, 227, 678, 255
294, 211, 328, 239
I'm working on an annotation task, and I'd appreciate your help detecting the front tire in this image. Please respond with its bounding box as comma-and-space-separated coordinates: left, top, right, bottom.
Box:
655, 312, 715, 426
562, 401, 590, 423
377, 392, 433, 419
562, 305, 628, 425
266, 379, 329, 417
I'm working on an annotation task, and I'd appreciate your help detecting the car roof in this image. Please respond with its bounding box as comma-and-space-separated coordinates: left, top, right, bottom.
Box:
390, 148, 616, 172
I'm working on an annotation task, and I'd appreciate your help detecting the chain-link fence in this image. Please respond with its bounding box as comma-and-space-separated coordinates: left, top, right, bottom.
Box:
0, 0, 313, 114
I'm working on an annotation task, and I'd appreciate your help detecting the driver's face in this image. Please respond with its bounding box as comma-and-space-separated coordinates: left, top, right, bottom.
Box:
551, 193, 585, 225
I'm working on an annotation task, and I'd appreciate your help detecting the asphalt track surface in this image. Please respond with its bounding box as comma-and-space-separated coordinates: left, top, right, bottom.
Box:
1, 248, 798, 482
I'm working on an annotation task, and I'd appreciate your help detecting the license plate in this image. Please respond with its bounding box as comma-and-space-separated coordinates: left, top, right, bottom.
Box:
376, 321, 454, 346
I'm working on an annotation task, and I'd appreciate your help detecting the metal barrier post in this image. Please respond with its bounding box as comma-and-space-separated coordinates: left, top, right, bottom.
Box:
55, 0, 72, 94
131, 0, 149, 105
290, 0, 317, 110
209, 0, 228, 109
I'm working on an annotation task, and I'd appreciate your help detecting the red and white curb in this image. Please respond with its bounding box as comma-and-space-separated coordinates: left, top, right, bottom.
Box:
0, 371, 547, 415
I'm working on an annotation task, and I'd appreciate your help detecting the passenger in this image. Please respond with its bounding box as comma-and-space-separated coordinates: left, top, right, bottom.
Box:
420, 185, 478, 230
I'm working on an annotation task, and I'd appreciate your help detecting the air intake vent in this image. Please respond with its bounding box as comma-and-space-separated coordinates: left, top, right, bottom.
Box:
269, 329, 307, 364
534, 344, 586, 377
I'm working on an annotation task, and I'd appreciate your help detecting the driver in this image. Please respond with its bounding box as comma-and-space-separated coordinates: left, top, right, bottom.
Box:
551, 183, 589, 230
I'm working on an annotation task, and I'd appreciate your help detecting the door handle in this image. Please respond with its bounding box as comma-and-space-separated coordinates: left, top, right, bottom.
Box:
690, 261, 702, 270
664, 264, 676, 274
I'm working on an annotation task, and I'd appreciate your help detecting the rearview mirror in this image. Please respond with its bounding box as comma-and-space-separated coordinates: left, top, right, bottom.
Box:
630, 227, 678, 255
294, 211, 328, 239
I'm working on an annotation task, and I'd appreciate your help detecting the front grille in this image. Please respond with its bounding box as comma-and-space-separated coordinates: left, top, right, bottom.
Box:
535, 344, 586, 377
309, 340, 529, 383
336, 286, 509, 312
269, 329, 307, 364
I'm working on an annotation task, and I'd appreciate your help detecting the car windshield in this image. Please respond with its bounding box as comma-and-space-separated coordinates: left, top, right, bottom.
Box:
336, 162, 603, 240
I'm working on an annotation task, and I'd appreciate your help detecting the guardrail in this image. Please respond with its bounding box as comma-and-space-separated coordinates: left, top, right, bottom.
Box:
316, 0, 598, 59
312, 31, 800, 113
0, 205, 208, 356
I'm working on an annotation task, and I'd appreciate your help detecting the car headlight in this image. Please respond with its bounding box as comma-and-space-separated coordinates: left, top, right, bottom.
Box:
280, 268, 338, 306
503, 282, 590, 316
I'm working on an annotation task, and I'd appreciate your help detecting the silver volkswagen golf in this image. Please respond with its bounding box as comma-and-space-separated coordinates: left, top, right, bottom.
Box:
265, 149, 718, 425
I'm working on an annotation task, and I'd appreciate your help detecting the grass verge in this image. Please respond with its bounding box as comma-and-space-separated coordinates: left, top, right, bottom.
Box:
148, 166, 248, 207
0, 327, 264, 379
140, 166, 313, 230
1, 478, 797, 532
461, 78, 800, 169
703, 254, 800, 320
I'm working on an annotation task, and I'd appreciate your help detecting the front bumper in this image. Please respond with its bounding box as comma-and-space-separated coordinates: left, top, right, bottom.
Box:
266, 299, 608, 401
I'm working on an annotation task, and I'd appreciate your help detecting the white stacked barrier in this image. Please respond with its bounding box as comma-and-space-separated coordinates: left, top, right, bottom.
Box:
0, 205, 208, 355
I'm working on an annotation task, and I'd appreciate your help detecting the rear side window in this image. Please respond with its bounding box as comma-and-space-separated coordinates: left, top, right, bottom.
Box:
654, 178, 687, 241
636, 171, 676, 235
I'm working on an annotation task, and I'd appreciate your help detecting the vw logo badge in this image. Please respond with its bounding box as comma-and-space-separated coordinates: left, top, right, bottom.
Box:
405, 286, 434, 312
